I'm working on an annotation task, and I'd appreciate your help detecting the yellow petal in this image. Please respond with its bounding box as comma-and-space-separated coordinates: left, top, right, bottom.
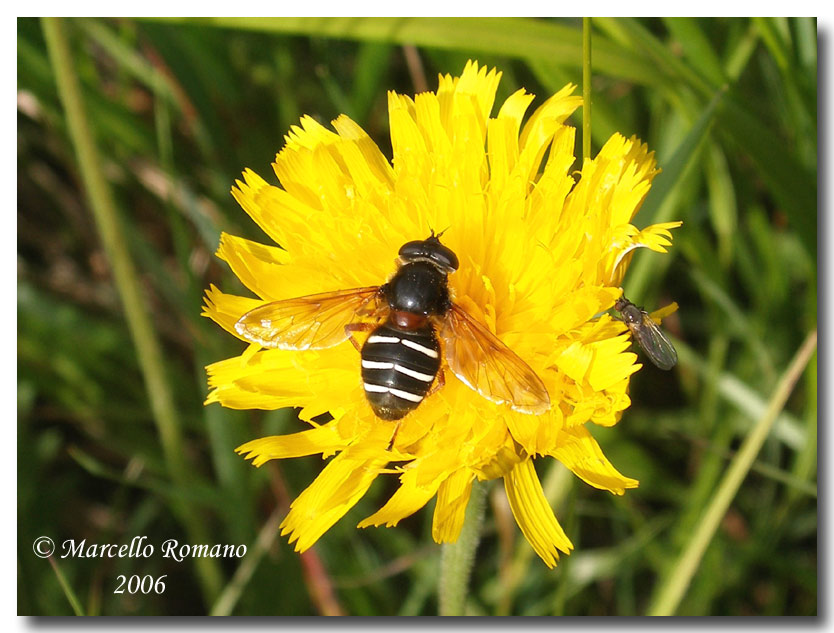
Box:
548, 425, 639, 494
202, 285, 262, 339
432, 469, 474, 543
488, 88, 535, 190
281, 454, 387, 553
554, 341, 594, 385
470, 443, 524, 481
650, 301, 679, 322
443, 60, 501, 136
205, 345, 359, 413
231, 169, 321, 252
281, 425, 391, 552
215, 233, 293, 300
587, 337, 641, 392
519, 83, 581, 151
236, 423, 347, 466
517, 85, 581, 186
503, 458, 573, 568
282, 114, 341, 151
331, 114, 395, 193
607, 221, 683, 285
358, 466, 439, 529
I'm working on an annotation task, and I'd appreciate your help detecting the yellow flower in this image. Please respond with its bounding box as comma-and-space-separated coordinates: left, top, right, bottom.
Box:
203, 61, 681, 567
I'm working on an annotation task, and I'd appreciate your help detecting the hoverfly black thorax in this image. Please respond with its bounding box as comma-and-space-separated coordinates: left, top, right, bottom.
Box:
382, 260, 451, 319
382, 234, 458, 319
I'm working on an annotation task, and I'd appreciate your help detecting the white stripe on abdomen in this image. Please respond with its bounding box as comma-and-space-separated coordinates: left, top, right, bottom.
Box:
361, 360, 394, 370
366, 335, 400, 345
363, 383, 424, 403
399, 338, 439, 358
393, 364, 434, 382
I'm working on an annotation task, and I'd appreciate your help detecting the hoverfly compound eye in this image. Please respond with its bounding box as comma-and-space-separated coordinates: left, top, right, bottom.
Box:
398, 235, 459, 272
432, 242, 459, 272
397, 240, 425, 261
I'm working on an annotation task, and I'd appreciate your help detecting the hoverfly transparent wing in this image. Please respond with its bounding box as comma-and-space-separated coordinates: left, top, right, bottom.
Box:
632, 312, 678, 370
235, 286, 384, 350
440, 304, 550, 414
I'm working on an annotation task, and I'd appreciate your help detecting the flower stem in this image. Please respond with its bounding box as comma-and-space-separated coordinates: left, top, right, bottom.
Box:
438, 480, 488, 615
41, 17, 222, 604
647, 329, 817, 615
582, 17, 592, 162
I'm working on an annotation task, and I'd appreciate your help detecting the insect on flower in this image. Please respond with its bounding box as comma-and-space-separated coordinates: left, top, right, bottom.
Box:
614, 295, 678, 370
234, 232, 551, 420
204, 61, 685, 564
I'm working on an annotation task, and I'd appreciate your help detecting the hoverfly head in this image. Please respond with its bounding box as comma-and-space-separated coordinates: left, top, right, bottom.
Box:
398, 233, 459, 273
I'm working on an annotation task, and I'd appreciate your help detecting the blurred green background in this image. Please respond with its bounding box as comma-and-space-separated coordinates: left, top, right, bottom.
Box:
17, 17, 817, 615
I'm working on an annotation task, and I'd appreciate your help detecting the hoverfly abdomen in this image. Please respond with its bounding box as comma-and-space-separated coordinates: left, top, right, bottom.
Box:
360, 323, 441, 420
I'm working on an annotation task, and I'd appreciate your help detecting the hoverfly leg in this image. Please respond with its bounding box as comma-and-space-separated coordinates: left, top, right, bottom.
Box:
344, 322, 376, 352
387, 369, 444, 451
386, 420, 403, 451
427, 367, 445, 397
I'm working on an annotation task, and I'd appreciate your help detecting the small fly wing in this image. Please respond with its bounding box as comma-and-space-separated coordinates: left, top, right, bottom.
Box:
633, 312, 678, 370
440, 304, 550, 414
235, 286, 384, 350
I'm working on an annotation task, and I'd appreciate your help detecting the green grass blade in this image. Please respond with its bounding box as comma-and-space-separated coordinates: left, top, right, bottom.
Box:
675, 340, 805, 450
718, 98, 817, 258
752, 17, 791, 71
582, 17, 592, 162
704, 142, 737, 267
662, 18, 726, 86
794, 17, 817, 73
143, 17, 663, 86
351, 41, 393, 122
41, 17, 223, 604
723, 21, 759, 81
595, 17, 712, 95
210, 508, 283, 615
76, 18, 179, 108
599, 17, 817, 260
647, 330, 817, 615
688, 268, 775, 383
625, 85, 727, 299
47, 557, 85, 615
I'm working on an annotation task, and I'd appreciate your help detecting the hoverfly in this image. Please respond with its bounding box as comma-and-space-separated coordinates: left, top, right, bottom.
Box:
614, 295, 678, 371
234, 234, 551, 420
